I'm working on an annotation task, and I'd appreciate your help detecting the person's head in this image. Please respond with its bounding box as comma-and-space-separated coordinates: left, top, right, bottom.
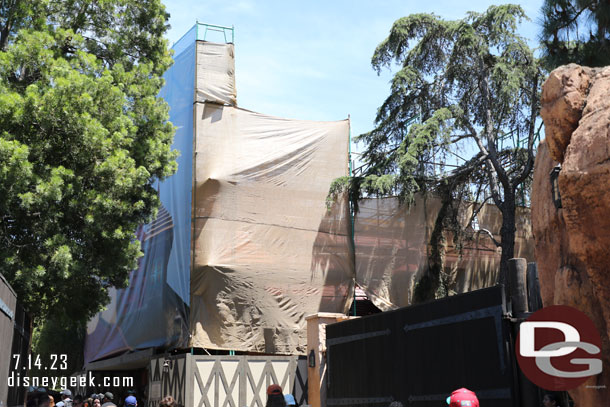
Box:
125, 396, 137, 407
159, 396, 176, 407
93, 399, 101, 407
447, 388, 479, 407
543, 393, 559, 407
35, 389, 48, 407
60, 390, 72, 401
388, 402, 404, 407
48, 395, 55, 407
84, 398, 93, 407
103, 393, 113, 403
38, 394, 50, 407
266, 385, 282, 397
265, 385, 285, 407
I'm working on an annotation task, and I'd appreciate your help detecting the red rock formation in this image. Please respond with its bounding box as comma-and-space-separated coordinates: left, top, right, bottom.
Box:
533, 64, 610, 405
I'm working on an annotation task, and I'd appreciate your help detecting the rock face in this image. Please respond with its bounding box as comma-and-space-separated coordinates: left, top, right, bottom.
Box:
539, 64, 594, 163
533, 64, 610, 405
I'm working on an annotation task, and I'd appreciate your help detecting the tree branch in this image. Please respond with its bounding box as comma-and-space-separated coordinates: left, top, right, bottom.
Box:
463, 116, 503, 209
0, 0, 18, 51
450, 133, 476, 143
512, 70, 540, 189
477, 61, 510, 193
476, 228, 502, 248
552, 3, 590, 34
467, 194, 494, 231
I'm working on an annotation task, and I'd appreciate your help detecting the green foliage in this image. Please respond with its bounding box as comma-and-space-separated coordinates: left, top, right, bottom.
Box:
0, 0, 176, 325
344, 5, 542, 299
540, 0, 610, 69
30, 316, 86, 378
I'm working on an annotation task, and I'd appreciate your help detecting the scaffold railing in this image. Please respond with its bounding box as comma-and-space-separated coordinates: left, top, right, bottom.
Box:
196, 22, 235, 43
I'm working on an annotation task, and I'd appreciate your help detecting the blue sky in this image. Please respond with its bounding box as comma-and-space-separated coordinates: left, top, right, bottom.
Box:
163, 1, 544, 162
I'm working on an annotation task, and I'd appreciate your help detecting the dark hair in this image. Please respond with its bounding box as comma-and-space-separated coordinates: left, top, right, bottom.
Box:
74, 396, 84, 403
265, 394, 286, 407
544, 393, 560, 406
159, 396, 177, 407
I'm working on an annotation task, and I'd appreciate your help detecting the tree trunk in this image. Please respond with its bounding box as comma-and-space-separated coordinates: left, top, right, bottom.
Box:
498, 191, 516, 289
414, 193, 450, 303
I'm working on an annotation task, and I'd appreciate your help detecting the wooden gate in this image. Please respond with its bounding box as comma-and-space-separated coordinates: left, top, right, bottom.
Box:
1, 274, 31, 407
188, 355, 302, 407
0, 273, 17, 407
326, 285, 517, 407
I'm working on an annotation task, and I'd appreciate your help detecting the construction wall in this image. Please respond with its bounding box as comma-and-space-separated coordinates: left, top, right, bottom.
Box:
354, 195, 534, 311
84, 24, 535, 362
85, 27, 354, 362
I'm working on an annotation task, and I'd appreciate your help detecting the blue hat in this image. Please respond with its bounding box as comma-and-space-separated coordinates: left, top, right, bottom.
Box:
125, 396, 137, 407
284, 394, 296, 406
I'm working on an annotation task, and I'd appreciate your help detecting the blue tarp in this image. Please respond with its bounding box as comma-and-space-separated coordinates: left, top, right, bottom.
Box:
84, 28, 195, 363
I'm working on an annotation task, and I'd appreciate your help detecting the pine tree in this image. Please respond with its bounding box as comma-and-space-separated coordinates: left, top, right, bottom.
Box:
541, 0, 610, 68
332, 5, 542, 300
0, 0, 177, 324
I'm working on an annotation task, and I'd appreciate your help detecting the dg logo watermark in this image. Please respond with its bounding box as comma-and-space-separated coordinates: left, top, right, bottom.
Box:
516, 305, 603, 390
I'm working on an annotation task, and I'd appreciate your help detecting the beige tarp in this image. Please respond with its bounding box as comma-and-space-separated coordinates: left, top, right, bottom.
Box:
196, 42, 236, 105
189, 103, 354, 354
354, 196, 535, 311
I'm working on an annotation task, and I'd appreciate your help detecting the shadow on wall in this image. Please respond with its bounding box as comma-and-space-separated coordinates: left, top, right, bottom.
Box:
310, 192, 354, 314
332, 194, 534, 311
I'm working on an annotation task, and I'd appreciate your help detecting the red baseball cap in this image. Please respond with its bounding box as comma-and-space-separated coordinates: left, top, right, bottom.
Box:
447, 388, 479, 407
267, 384, 283, 396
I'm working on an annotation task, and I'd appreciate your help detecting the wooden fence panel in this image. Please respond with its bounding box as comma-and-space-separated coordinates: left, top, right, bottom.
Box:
181, 355, 305, 407
149, 354, 188, 407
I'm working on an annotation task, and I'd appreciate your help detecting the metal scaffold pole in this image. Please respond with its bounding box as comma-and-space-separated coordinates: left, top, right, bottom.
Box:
348, 114, 356, 317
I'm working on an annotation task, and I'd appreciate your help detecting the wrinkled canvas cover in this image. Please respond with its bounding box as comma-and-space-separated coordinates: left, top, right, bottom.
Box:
189, 103, 353, 354
196, 42, 236, 105
354, 196, 535, 310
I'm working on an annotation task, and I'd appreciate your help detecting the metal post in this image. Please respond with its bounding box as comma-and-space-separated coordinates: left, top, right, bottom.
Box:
508, 258, 539, 407
348, 114, 356, 317
526, 263, 542, 312
508, 258, 528, 315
